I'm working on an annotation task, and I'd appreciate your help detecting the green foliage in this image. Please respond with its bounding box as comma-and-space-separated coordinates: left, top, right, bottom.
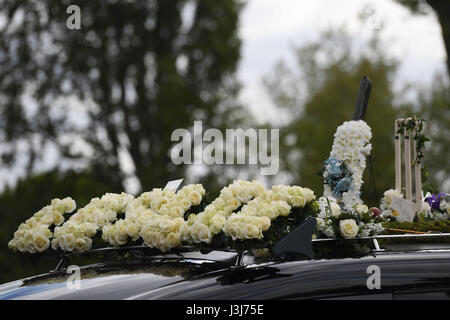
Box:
264, 29, 407, 206
386, 219, 450, 233
396, 116, 430, 165
381, 218, 450, 245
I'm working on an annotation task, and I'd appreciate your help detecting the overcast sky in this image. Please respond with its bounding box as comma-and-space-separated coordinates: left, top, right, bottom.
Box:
237, 0, 447, 123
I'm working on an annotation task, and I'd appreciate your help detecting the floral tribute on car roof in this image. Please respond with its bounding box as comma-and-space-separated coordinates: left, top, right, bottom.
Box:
323, 120, 372, 210
8, 180, 319, 254
312, 119, 383, 240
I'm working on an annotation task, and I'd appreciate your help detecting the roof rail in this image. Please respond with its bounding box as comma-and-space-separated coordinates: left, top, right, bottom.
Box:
313, 233, 450, 254
312, 232, 450, 242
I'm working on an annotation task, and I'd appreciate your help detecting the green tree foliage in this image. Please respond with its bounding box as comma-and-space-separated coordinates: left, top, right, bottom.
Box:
264, 30, 407, 206
0, 0, 245, 191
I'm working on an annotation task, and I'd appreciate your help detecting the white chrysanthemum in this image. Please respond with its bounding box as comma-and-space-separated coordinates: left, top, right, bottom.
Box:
325, 120, 372, 200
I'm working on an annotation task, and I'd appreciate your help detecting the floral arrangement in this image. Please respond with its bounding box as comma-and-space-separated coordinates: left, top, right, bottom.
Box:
379, 189, 404, 219
322, 158, 352, 198
8, 180, 317, 254
51, 193, 134, 252
420, 193, 449, 221
379, 189, 449, 221
314, 196, 384, 239
8, 198, 76, 253
323, 120, 372, 209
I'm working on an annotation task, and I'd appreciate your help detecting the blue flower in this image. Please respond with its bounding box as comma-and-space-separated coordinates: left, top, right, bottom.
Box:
333, 177, 352, 197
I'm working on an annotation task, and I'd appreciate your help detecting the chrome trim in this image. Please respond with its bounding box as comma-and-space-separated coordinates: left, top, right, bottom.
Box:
312, 233, 450, 242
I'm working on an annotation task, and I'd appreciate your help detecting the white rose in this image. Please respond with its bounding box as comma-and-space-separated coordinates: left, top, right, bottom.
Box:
114, 233, 128, 246
62, 197, 76, 213
192, 223, 212, 243
166, 232, 181, 248
355, 204, 368, 214
339, 219, 359, 239
159, 218, 174, 233
300, 188, 315, 202
53, 212, 65, 226
259, 216, 271, 231
330, 203, 341, 217
227, 198, 241, 210
242, 224, 261, 239
383, 189, 403, 205
275, 201, 291, 217
291, 196, 306, 207
179, 198, 192, 211
126, 223, 140, 239
189, 191, 202, 206
33, 233, 50, 253
179, 223, 191, 242
210, 215, 226, 234
63, 234, 76, 251
169, 206, 184, 218
236, 188, 252, 202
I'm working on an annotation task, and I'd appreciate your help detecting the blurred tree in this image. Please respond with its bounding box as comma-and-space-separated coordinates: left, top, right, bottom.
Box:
0, 0, 245, 192
264, 30, 410, 206
397, 0, 450, 75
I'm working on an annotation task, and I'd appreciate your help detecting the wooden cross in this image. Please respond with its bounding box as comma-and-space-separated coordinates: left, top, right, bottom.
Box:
353, 76, 372, 121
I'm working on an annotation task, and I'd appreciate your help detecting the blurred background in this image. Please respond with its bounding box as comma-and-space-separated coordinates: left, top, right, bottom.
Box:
0, 0, 449, 283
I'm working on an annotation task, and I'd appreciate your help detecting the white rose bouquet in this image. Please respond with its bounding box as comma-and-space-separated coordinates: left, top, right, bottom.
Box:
314, 196, 384, 239
8, 197, 76, 253
9, 181, 319, 255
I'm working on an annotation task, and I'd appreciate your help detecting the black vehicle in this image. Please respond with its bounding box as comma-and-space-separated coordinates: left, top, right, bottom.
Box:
1, 232, 450, 300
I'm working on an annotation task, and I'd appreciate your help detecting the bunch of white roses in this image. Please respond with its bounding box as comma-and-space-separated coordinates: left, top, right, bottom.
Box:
8, 197, 76, 253
222, 185, 315, 241
123, 184, 206, 251
181, 180, 266, 244
9, 180, 318, 254
51, 193, 134, 252
315, 196, 383, 239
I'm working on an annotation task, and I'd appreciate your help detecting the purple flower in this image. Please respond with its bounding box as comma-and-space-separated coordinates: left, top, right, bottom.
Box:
425, 193, 446, 210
